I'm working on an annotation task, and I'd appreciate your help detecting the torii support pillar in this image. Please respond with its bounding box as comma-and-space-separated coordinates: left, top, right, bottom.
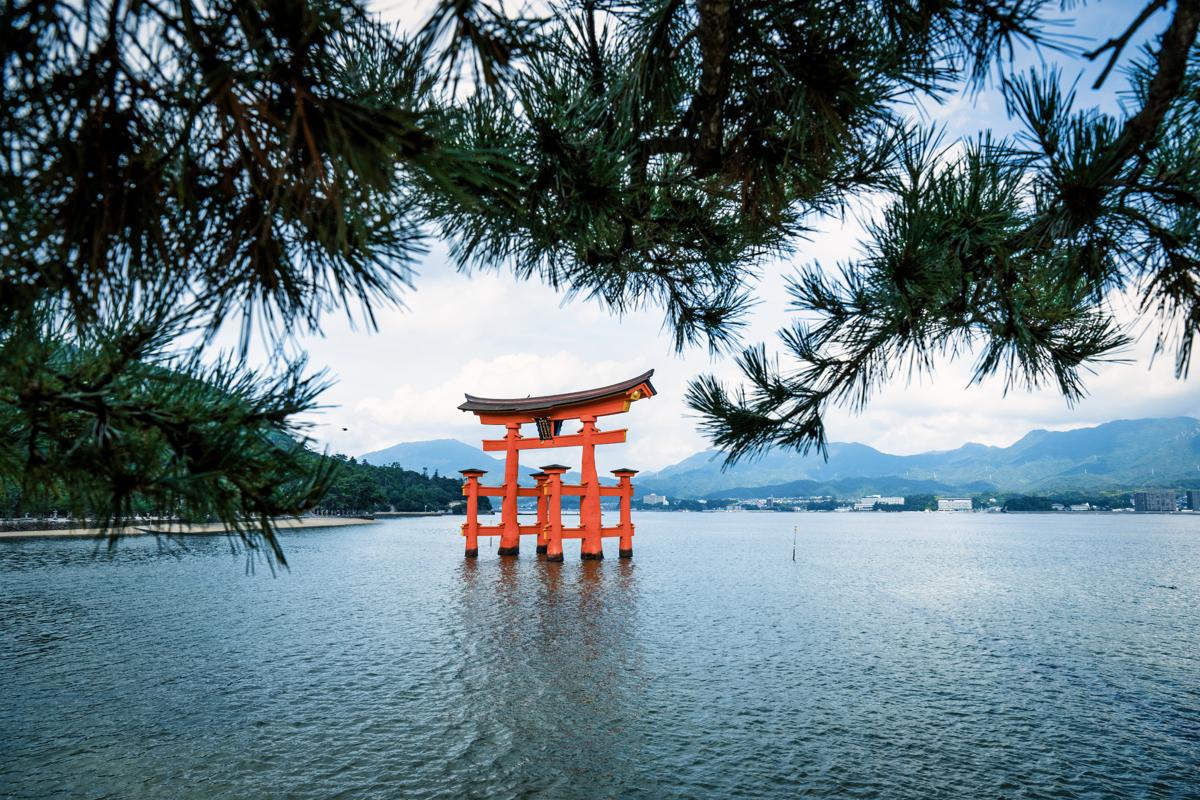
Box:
541, 465, 568, 562
460, 468, 487, 558
579, 416, 603, 560
612, 468, 638, 558
531, 472, 549, 554
498, 422, 522, 556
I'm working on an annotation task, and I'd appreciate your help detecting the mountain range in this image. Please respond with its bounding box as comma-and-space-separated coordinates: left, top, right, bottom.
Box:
361, 438, 534, 481
359, 438, 609, 487
360, 417, 1200, 498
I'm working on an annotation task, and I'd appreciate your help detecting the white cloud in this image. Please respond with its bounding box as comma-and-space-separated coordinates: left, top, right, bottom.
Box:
277, 216, 1197, 470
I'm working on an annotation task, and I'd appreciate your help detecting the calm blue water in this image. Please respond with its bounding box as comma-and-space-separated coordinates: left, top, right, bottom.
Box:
1, 513, 1198, 799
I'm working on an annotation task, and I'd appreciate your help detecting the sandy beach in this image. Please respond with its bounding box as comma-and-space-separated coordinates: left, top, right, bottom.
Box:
0, 516, 379, 540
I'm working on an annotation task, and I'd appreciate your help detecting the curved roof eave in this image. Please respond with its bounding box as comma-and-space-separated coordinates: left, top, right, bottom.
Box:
458, 369, 656, 414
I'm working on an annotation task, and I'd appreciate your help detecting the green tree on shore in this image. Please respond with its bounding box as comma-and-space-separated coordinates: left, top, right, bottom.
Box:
313, 456, 483, 514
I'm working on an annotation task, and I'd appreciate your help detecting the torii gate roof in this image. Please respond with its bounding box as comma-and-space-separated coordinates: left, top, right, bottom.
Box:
458, 369, 656, 415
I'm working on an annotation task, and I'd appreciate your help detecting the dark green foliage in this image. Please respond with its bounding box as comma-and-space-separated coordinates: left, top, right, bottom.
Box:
0, 0, 510, 562
631, 496, 733, 511
877, 495, 937, 511
1, 443, 481, 528
805, 499, 844, 511
999, 492, 1134, 511
0, 309, 332, 562
313, 455, 488, 514
1001, 495, 1055, 511
426, 0, 1058, 352
0, 0, 487, 331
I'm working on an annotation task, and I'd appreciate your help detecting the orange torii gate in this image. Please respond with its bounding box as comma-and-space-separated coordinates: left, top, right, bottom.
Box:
458, 370, 656, 561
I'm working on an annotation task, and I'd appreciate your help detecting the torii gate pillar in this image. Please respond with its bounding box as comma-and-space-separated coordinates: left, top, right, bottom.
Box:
498, 422, 522, 555
578, 415, 603, 560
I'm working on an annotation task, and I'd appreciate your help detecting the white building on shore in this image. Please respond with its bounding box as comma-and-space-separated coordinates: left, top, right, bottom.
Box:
854, 495, 905, 511
937, 498, 973, 512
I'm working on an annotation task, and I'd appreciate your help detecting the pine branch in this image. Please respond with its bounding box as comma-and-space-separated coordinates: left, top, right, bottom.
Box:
690, 0, 734, 174
1084, 0, 1168, 89
1111, 0, 1200, 165
0, 308, 334, 566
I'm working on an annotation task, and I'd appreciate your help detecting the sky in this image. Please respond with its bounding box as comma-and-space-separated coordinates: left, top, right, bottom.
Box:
243, 0, 1198, 472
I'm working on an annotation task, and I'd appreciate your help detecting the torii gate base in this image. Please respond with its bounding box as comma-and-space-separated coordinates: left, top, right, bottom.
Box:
457, 371, 656, 561
461, 466, 639, 561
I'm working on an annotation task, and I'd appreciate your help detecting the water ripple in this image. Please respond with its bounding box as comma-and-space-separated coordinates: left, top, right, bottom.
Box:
1, 514, 1198, 798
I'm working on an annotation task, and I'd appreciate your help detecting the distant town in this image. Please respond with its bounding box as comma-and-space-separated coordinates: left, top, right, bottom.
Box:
634, 489, 1200, 514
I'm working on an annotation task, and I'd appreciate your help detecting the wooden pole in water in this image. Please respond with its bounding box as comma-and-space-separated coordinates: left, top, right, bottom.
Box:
792, 525, 797, 562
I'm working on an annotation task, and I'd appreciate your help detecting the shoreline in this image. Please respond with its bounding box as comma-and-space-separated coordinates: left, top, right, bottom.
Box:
0, 516, 379, 540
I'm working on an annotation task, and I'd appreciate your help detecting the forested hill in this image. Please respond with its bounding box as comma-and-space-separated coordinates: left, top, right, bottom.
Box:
312, 455, 483, 515
360, 439, 539, 484
0, 450, 481, 521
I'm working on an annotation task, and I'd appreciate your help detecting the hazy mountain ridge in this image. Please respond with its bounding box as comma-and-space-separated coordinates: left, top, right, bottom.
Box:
358, 438, 609, 486
359, 439, 541, 485
638, 417, 1200, 497
358, 418, 1200, 498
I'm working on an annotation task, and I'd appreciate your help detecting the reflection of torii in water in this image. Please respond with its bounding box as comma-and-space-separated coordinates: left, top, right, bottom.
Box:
457, 370, 656, 562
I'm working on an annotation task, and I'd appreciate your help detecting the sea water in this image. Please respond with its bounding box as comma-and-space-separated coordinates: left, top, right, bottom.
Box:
1, 513, 1197, 798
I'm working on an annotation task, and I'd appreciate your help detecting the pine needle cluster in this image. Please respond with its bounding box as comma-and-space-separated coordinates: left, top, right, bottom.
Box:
421, 0, 1198, 464
680, 0, 1200, 462
0, 0, 497, 561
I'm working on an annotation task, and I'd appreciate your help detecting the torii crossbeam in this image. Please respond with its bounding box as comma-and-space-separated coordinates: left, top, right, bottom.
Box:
457, 370, 656, 561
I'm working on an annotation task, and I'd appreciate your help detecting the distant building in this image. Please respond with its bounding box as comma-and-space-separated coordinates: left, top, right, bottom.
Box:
642, 493, 669, 506
1069, 503, 1091, 512
854, 495, 904, 510
937, 498, 973, 512
1133, 490, 1176, 513
1188, 490, 1199, 511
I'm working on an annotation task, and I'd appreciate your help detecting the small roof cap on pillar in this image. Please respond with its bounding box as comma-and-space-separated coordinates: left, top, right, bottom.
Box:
611, 468, 639, 476
539, 464, 571, 472
529, 471, 548, 478
459, 468, 488, 476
